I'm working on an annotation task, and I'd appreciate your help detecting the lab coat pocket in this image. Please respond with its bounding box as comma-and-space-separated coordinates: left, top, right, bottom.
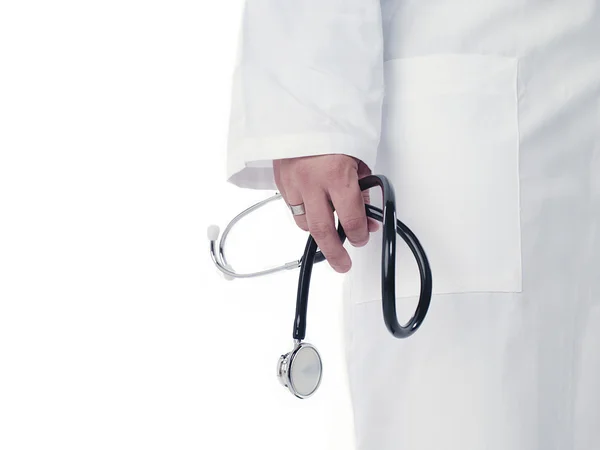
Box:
349, 54, 522, 303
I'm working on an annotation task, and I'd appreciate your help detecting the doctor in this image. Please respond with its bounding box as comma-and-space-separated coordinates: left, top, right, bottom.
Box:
225, 1, 600, 449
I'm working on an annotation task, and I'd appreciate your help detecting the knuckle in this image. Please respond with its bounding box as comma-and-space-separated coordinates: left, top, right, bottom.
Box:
343, 217, 366, 234
309, 221, 332, 241
295, 164, 312, 181
324, 162, 345, 180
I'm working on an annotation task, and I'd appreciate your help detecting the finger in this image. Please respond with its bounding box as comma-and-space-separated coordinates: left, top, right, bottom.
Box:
368, 217, 380, 233
274, 165, 305, 230
356, 160, 379, 232
286, 188, 309, 232
362, 188, 380, 232
329, 181, 369, 248
304, 190, 351, 273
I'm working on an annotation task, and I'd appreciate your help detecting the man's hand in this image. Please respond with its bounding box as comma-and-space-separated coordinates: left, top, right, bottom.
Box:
273, 154, 378, 273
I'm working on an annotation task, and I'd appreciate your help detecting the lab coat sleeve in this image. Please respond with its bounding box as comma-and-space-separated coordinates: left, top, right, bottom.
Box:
226, 0, 385, 190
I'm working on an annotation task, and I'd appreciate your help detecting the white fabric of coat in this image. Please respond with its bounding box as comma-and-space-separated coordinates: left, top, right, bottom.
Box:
226, 1, 600, 449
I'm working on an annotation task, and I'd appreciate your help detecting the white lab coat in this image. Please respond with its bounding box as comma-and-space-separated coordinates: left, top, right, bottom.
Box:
226, 1, 600, 449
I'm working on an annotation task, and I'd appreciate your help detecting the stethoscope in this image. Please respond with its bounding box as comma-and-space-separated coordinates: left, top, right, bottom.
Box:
208, 174, 432, 399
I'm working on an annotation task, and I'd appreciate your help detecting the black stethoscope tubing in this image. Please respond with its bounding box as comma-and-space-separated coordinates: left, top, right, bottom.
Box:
293, 174, 433, 341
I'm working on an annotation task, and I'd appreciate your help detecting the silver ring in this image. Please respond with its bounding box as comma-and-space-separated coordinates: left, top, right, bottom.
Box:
288, 203, 306, 216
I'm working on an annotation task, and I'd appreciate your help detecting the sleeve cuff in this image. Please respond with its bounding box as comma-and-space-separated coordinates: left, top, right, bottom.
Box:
226, 132, 378, 191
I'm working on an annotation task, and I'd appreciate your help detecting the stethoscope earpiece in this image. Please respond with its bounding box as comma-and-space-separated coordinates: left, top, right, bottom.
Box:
206, 224, 220, 242
276, 341, 323, 399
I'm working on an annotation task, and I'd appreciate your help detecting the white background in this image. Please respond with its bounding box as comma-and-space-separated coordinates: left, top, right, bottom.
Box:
0, 2, 354, 449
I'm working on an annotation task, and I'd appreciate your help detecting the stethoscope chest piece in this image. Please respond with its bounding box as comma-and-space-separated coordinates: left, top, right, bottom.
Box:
277, 341, 322, 399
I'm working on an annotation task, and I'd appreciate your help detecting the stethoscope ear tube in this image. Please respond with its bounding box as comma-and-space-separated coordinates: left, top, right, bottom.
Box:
292, 174, 432, 341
